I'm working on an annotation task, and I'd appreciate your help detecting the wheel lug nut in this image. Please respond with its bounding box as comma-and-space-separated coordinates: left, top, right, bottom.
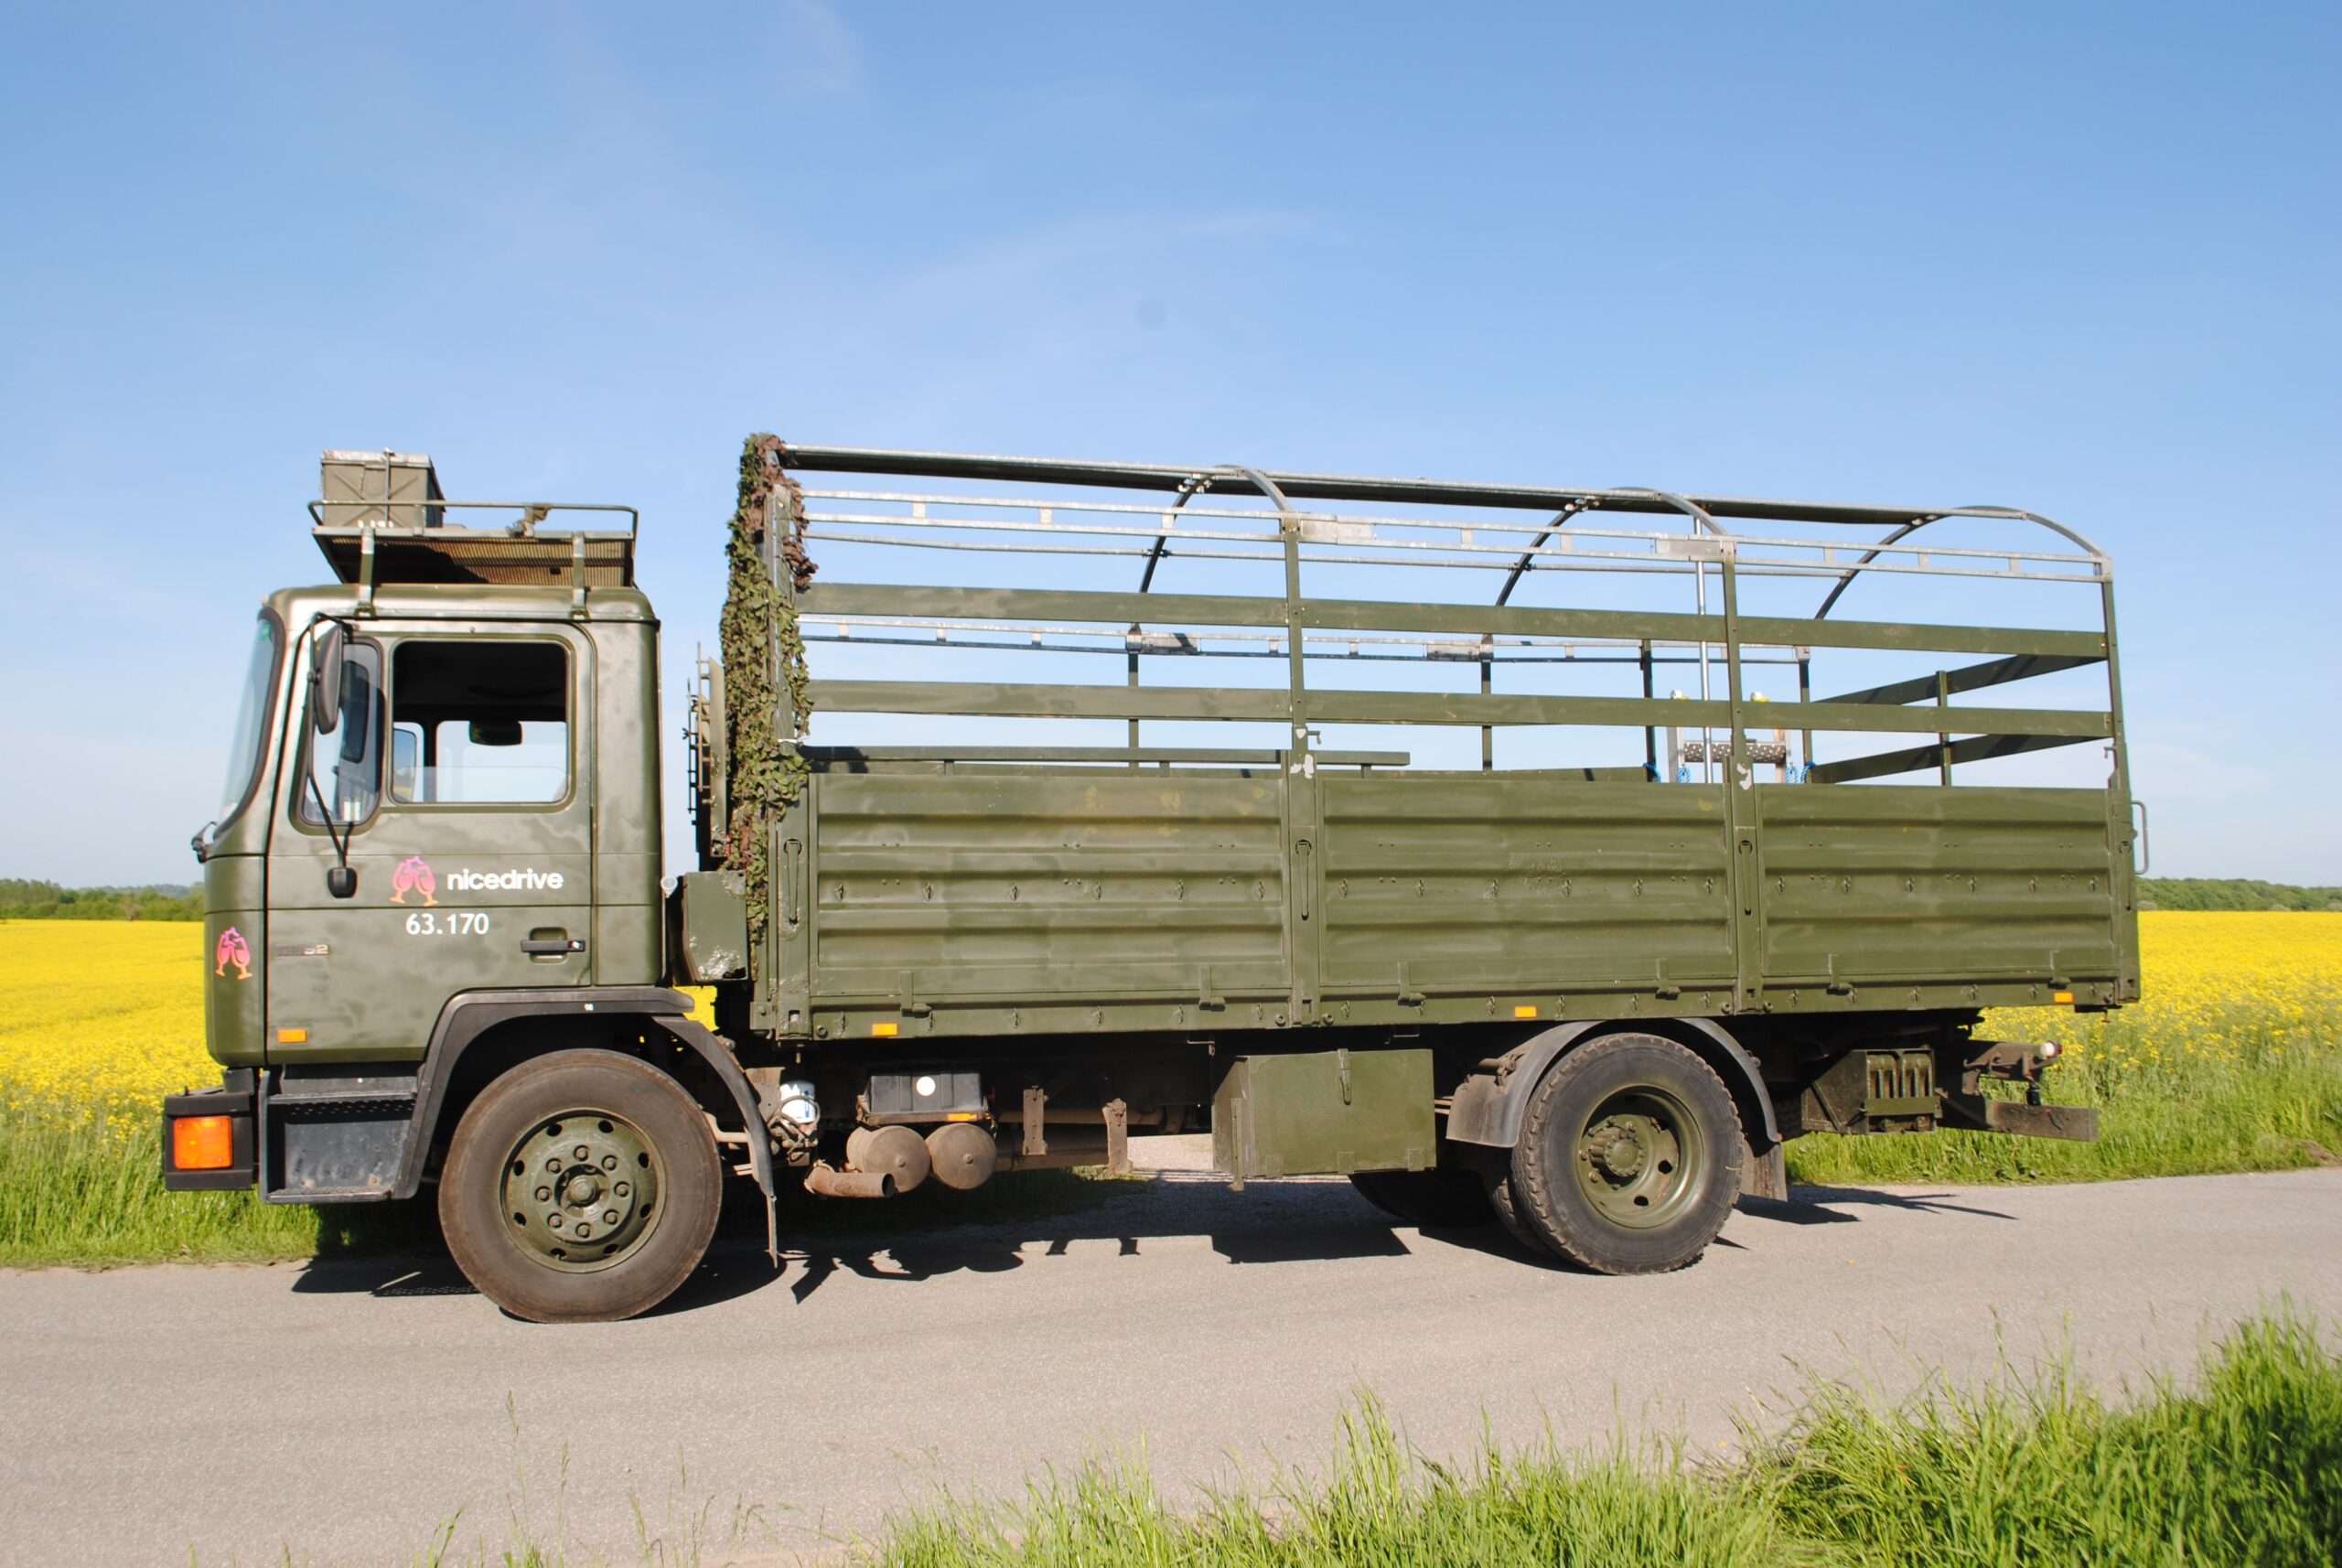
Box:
547, 1214, 563, 1228
575, 1223, 592, 1239
535, 1187, 551, 1202
614, 1181, 630, 1197
601, 1154, 618, 1171
545, 1158, 561, 1173
573, 1144, 589, 1160
603, 1208, 618, 1225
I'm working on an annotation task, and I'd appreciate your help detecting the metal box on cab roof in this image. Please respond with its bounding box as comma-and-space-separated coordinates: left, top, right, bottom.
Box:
320, 450, 444, 530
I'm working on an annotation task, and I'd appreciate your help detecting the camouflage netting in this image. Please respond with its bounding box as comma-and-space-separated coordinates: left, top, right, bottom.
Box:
716, 435, 817, 945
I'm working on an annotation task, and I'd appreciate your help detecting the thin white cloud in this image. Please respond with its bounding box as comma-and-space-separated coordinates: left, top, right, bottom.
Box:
774, 0, 862, 100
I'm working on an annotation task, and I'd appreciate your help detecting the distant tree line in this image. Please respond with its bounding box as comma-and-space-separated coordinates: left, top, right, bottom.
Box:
2137, 878, 2342, 912
0, 879, 204, 921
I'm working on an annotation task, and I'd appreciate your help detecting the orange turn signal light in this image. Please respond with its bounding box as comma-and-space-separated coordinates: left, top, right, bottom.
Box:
172, 1114, 234, 1171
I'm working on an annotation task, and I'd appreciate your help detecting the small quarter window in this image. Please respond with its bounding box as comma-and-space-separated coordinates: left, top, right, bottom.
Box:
391, 641, 570, 805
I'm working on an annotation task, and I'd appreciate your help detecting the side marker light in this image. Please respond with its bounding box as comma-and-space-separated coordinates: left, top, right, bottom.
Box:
276, 1027, 307, 1045
870, 1021, 898, 1037
172, 1115, 234, 1171
1514, 1005, 1540, 1019
2052, 991, 2075, 1004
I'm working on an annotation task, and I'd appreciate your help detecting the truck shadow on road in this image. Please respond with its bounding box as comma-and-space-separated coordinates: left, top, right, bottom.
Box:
1756, 1185, 2020, 1224
688, 1180, 2014, 1309
286, 1176, 2015, 1316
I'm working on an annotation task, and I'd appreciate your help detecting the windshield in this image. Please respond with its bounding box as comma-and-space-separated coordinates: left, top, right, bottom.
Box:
214, 612, 281, 827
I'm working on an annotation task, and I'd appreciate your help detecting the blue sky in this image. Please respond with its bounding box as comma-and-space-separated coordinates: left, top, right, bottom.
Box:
2, 2, 2336, 885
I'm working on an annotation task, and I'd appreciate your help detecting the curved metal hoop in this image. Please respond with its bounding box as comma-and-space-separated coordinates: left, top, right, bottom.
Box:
1814, 507, 2110, 620
1494, 488, 1730, 608
1134, 470, 1217, 595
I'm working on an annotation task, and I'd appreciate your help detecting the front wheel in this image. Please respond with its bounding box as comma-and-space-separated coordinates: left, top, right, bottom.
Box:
1509, 1033, 1744, 1274
439, 1049, 723, 1322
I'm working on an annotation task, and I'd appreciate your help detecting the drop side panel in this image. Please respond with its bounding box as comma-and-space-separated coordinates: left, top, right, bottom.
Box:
1316, 775, 1736, 1001
1756, 784, 2125, 988
804, 770, 1292, 1007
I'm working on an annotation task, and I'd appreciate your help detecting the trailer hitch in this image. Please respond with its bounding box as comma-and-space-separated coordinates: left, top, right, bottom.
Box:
1938, 1040, 2098, 1142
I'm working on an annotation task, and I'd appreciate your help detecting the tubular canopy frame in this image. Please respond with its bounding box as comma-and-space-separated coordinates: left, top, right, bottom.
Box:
756, 443, 2121, 790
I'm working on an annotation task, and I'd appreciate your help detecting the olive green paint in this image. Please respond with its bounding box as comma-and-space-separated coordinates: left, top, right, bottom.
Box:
191, 450, 2139, 1176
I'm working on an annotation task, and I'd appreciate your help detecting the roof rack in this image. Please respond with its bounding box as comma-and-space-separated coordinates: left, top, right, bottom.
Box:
308, 450, 638, 591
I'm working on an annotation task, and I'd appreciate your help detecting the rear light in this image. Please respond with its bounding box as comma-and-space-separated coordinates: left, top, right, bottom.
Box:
171, 1114, 235, 1171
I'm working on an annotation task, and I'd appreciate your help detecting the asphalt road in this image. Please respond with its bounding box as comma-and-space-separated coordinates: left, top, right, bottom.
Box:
4, 1154, 2338, 1566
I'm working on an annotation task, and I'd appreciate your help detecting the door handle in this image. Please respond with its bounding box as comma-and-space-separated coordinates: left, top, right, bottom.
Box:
782, 838, 804, 929
520, 937, 586, 956
1295, 840, 1314, 922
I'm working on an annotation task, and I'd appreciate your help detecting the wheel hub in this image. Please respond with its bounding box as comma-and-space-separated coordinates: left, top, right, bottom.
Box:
1588, 1123, 1648, 1178
500, 1113, 661, 1272
1573, 1090, 1701, 1230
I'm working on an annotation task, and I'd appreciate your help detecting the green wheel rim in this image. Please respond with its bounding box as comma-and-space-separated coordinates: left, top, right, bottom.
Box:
1573, 1084, 1705, 1230
498, 1110, 664, 1273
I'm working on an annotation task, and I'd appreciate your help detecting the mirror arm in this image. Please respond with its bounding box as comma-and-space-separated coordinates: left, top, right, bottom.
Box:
305, 774, 359, 898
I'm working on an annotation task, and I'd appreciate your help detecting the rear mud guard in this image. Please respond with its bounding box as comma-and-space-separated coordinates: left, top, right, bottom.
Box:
1447, 1019, 1786, 1200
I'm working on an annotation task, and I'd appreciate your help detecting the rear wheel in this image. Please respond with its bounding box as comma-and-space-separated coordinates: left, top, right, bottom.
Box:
1348, 1167, 1492, 1229
439, 1049, 723, 1323
1509, 1033, 1743, 1274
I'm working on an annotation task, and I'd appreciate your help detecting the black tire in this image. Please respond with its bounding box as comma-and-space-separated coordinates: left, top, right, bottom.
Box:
439, 1049, 723, 1323
1485, 1169, 1553, 1256
1348, 1167, 1493, 1229
1509, 1033, 1744, 1274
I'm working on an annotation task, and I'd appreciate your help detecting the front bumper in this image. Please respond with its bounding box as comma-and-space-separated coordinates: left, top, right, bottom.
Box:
161, 1070, 257, 1192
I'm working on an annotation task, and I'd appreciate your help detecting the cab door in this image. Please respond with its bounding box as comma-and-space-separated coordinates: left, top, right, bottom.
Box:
266, 621, 596, 1062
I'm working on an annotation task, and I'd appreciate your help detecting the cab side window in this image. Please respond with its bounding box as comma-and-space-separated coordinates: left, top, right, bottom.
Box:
297, 643, 384, 826
390, 641, 570, 806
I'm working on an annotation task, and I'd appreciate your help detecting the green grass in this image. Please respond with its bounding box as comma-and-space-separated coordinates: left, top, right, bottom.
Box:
1787, 1003, 2342, 1188
0, 1100, 449, 1266
839, 1313, 2342, 1568
0, 1101, 316, 1265
1756, 1310, 2342, 1567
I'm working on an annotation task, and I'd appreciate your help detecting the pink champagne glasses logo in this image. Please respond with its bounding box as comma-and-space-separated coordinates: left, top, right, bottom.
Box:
389, 855, 438, 907
213, 927, 253, 980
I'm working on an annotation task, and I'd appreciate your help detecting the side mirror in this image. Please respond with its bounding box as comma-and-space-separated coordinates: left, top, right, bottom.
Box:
326, 865, 358, 899
468, 718, 524, 746
310, 623, 346, 736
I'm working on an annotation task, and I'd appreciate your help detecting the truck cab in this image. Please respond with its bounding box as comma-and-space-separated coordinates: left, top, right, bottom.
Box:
171, 454, 752, 1316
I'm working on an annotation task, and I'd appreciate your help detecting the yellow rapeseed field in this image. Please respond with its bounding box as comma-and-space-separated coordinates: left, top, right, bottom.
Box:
0, 919, 722, 1132
1, 911, 2336, 1147
0, 920, 211, 1129
1992, 910, 2342, 1068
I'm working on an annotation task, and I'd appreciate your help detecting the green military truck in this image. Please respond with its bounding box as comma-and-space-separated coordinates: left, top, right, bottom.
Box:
167, 440, 2133, 1321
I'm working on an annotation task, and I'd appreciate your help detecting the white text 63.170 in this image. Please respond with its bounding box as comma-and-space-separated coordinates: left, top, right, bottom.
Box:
404, 911, 491, 936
